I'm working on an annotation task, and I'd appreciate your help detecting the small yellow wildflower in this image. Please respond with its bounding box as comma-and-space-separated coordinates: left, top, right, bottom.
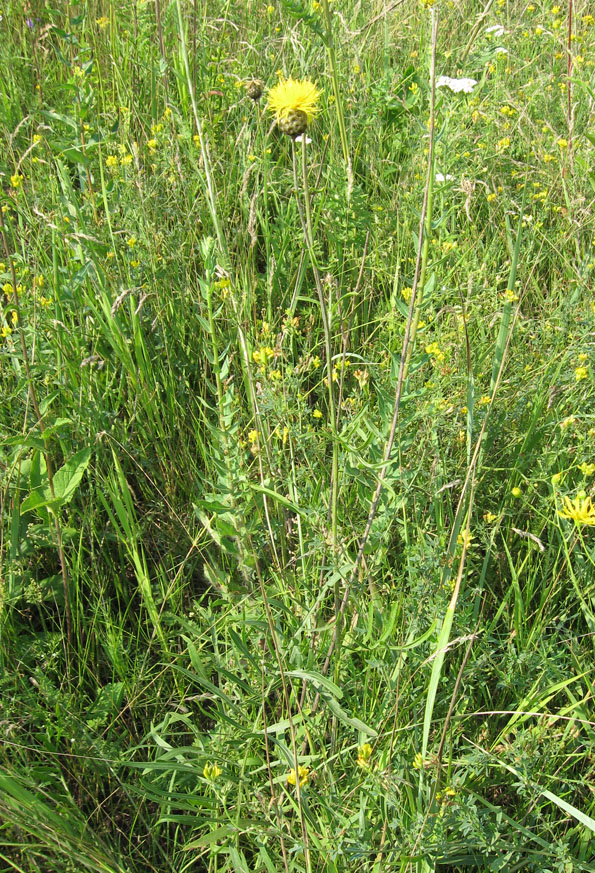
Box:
147, 138, 157, 151
457, 530, 474, 549
425, 342, 445, 362
96, 16, 109, 28
354, 368, 369, 389
578, 463, 595, 477
253, 346, 275, 366
556, 138, 568, 149
575, 366, 588, 381
483, 511, 499, 523
413, 752, 425, 769
267, 4, 275, 13
127, 237, 137, 248
247, 429, 258, 445
39, 296, 53, 307
401, 287, 413, 303
357, 742, 373, 768
558, 495, 595, 526
106, 155, 119, 168
551, 472, 562, 486
497, 137, 511, 151
33, 134, 42, 144
287, 765, 310, 787
312, 409, 323, 419
1, 325, 12, 338
511, 486, 522, 498
203, 761, 222, 781
10, 173, 23, 188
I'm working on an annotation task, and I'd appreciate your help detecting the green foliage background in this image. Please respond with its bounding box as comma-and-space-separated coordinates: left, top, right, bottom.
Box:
1, 1, 594, 871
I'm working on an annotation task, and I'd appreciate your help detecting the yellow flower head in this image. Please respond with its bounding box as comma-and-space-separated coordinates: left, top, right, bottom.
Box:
558, 495, 595, 526
267, 77, 321, 127
287, 765, 310, 787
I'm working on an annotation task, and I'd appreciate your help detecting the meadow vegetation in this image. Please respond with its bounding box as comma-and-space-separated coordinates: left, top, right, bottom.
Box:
1, 0, 595, 870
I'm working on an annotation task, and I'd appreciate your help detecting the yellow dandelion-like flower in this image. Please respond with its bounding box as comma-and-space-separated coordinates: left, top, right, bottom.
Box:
558, 495, 595, 526
267, 76, 321, 137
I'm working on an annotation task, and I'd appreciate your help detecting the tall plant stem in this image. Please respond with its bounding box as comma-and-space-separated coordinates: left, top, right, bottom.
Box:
321, 0, 353, 196
293, 140, 339, 544
0, 203, 72, 650
174, 0, 228, 262
312, 9, 439, 700
567, 0, 574, 164
250, 538, 312, 873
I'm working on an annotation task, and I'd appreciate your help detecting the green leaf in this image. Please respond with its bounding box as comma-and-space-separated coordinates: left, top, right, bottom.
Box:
60, 147, 92, 166
324, 695, 377, 737
21, 448, 91, 515
286, 669, 343, 699
52, 447, 92, 503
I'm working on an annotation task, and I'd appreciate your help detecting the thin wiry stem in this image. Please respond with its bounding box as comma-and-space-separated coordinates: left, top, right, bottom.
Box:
321, 0, 353, 196
292, 139, 339, 559
312, 7, 440, 698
